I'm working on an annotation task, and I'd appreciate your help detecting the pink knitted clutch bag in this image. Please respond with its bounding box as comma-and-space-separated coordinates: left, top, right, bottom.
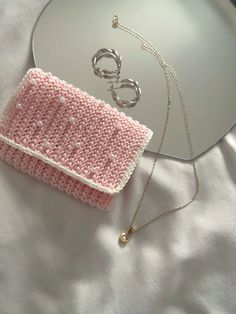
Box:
0, 68, 153, 210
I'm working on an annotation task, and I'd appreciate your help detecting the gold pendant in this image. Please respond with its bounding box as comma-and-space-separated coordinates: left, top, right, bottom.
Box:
118, 225, 136, 245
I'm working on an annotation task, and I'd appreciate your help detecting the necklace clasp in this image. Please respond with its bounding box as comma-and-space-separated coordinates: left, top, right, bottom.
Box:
112, 15, 119, 28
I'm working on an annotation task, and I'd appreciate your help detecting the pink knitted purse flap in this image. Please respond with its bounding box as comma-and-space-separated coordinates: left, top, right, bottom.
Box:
0, 68, 153, 210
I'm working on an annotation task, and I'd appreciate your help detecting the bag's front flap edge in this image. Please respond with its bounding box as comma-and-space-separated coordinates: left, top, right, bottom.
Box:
0, 129, 153, 194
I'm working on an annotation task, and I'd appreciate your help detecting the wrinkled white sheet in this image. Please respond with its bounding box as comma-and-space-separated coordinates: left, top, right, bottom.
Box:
0, 1, 236, 314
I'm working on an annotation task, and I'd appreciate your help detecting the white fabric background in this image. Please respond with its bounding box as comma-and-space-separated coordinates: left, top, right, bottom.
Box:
0, 1, 236, 314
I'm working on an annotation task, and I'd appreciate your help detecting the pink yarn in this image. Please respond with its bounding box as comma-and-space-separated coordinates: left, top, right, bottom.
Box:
0, 68, 152, 210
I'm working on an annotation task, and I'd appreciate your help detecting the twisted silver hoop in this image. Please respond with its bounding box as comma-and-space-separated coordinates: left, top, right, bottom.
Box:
108, 79, 141, 108
92, 48, 122, 80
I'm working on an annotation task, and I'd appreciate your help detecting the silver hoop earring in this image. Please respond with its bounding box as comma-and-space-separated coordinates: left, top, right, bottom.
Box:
92, 48, 122, 80
108, 79, 141, 108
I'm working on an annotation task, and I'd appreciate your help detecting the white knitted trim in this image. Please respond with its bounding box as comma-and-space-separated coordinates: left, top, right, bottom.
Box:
0, 131, 152, 194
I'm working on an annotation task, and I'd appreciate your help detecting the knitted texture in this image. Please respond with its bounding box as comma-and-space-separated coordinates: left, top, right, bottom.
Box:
0, 68, 153, 210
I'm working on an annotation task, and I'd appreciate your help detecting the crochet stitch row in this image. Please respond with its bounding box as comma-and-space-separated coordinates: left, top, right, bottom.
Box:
0, 141, 113, 210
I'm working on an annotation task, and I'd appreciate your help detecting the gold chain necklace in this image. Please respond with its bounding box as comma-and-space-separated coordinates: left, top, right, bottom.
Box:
112, 16, 200, 246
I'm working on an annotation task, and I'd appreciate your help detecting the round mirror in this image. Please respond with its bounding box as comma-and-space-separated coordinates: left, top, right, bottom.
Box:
32, 0, 236, 160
